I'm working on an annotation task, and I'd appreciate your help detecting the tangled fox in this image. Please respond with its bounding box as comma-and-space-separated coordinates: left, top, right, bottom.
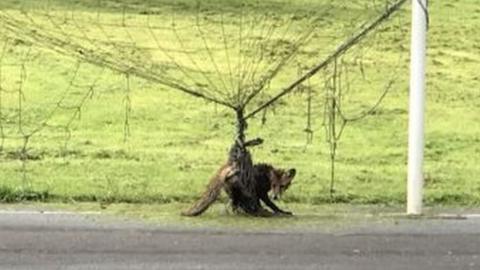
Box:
181, 162, 296, 216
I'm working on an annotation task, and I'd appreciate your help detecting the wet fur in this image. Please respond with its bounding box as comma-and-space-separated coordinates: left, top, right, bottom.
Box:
182, 163, 295, 217
251, 163, 295, 215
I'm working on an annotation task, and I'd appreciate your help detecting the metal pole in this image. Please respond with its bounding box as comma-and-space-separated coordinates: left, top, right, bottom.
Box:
407, 0, 427, 215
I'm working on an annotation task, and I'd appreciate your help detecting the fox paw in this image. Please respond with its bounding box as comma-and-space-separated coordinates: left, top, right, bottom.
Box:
274, 211, 293, 216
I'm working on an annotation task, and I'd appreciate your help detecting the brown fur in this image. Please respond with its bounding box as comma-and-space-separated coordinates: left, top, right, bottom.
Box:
181, 164, 237, 216
181, 163, 295, 217
252, 163, 296, 215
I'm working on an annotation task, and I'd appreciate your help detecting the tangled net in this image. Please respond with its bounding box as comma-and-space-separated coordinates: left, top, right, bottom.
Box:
0, 0, 408, 210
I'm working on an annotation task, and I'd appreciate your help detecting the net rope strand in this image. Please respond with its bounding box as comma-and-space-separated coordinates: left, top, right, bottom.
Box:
0, 0, 408, 207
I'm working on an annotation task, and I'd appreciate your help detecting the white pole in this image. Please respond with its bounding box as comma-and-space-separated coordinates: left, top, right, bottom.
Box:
407, 0, 427, 215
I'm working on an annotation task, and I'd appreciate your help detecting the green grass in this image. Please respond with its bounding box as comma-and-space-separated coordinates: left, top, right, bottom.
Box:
2, 202, 476, 231
0, 202, 410, 231
0, 0, 479, 214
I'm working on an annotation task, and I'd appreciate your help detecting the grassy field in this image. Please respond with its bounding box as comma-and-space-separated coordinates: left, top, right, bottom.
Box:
0, 0, 479, 215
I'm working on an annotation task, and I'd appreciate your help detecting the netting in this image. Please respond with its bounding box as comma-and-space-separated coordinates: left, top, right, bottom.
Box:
0, 0, 409, 204
1, 1, 319, 109
0, 0, 407, 112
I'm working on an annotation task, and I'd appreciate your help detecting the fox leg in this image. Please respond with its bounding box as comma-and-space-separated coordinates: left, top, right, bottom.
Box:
260, 194, 292, 215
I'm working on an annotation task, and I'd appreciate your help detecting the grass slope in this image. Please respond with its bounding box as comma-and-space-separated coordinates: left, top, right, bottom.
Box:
0, 0, 479, 210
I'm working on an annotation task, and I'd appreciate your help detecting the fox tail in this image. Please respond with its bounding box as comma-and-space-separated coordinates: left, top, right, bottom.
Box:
181, 174, 226, 217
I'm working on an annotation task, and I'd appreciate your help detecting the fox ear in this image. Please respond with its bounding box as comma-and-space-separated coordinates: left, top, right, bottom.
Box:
288, 168, 296, 178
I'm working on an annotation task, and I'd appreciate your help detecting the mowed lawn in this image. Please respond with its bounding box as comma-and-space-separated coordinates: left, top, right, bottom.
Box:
0, 0, 479, 209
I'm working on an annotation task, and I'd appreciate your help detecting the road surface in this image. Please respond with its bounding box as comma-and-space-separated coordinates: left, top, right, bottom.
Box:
0, 210, 479, 269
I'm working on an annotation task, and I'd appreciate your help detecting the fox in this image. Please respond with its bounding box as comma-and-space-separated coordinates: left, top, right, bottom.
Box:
181, 162, 296, 217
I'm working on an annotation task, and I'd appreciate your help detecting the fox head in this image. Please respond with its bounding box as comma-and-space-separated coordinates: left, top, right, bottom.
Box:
270, 168, 296, 200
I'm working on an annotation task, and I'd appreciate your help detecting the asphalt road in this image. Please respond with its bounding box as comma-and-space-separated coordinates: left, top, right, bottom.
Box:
1, 210, 480, 270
